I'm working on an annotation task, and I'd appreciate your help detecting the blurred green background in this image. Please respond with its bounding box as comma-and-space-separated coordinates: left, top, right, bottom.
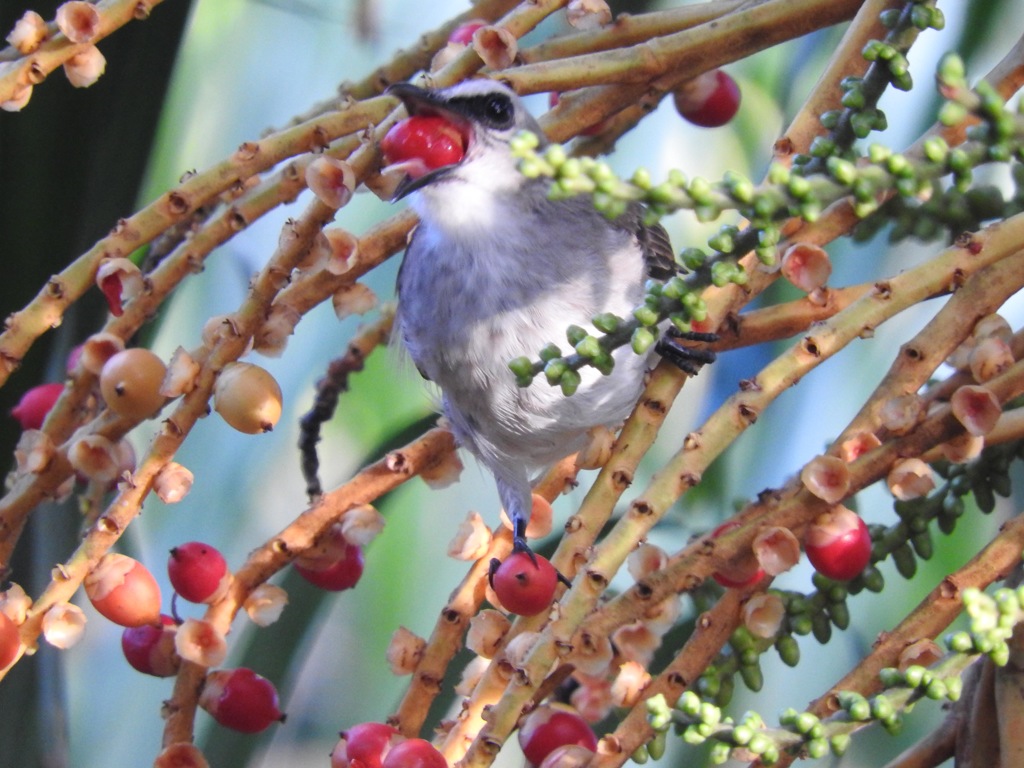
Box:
1, 0, 1021, 766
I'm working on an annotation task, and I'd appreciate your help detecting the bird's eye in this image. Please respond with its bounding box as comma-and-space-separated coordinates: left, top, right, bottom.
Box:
483, 95, 514, 128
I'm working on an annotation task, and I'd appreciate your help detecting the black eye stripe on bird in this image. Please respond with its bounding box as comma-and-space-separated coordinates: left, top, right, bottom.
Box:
389, 79, 714, 558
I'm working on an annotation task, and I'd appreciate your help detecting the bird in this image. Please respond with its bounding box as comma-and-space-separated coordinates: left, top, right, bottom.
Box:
386, 79, 713, 554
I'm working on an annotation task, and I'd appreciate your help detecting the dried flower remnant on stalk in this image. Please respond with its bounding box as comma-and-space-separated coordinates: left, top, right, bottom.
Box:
175, 618, 228, 667
306, 157, 356, 209
244, 584, 288, 627
951, 384, 1001, 436
781, 243, 832, 293
56, 1, 100, 43
752, 527, 801, 575
742, 592, 785, 638
6, 11, 46, 53
386, 626, 425, 675
472, 25, 517, 69
801, 454, 852, 504
466, 609, 511, 658
566, 0, 612, 30
64, 45, 106, 87
887, 458, 936, 500
42, 603, 87, 649
448, 510, 492, 560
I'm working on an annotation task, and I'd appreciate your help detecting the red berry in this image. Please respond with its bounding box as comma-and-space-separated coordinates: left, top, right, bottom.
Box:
490, 551, 558, 616
294, 542, 364, 591
121, 614, 180, 677
168, 542, 229, 603
0, 612, 20, 670
518, 705, 597, 767
711, 522, 764, 589
673, 69, 741, 128
199, 668, 284, 733
381, 116, 466, 178
84, 553, 162, 627
448, 20, 485, 45
805, 506, 872, 581
10, 382, 64, 430
335, 722, 403, 768
381, 738, 447, 768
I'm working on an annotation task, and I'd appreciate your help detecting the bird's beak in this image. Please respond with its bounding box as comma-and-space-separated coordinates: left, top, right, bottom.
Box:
385, 83, 472, 201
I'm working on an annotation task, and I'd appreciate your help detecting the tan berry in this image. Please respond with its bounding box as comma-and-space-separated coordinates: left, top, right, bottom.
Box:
6, 11, 47, 53
64, 44, 106, 87
174, 618, 227, 667
781, 243, 832, 293
85, 553, 162, 627
100, 348, 167, 419
56, 1, 100, 42
42, 603, 87, 649
386, 626, 425, 675
742, 592, 785, 638
466, 609, 511, 658
951, 384, 1001, 436
244, 584, 289, 627
969, 336, 1013, 383
306, 157, 356, 209
800, 454, 851, 504
80, 332, 125, 374
67, 434, 120, 483
752, 526, 801, 576
332, 282, 377, 320
213, 362, 282, 434
472, 25, 517, 69
160, 346, 200, 397
887, 458, 935, 500
447, 510, 492, 561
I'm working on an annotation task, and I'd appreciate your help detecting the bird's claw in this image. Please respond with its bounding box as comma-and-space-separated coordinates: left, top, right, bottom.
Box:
657, 329, 718, 375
